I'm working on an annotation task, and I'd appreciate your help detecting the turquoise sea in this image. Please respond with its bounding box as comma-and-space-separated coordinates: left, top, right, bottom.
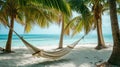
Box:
0, 33, 113, 48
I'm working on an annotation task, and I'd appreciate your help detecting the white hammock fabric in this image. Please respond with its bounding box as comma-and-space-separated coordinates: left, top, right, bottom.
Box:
33, 47, 72, 59
11, 28, 85, 59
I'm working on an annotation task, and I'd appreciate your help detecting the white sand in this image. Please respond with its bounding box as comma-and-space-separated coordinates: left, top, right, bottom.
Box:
0, 43, 113, 67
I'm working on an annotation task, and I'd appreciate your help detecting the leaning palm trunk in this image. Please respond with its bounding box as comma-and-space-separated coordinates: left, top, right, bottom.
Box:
93, 2, 106, 50
5, 17, 14, 52
58, 15, 64, 48
95, 16, 106, 49
108, 0, 120, 65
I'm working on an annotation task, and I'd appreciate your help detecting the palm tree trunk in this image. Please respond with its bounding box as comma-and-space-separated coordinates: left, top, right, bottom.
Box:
5, 16, 14, 52
93, 2, 106, 50
108, 0, 120, 65
95, 17, 106, 50
58, 16, 64, 49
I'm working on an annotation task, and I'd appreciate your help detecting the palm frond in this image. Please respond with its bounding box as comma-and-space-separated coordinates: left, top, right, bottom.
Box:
64, 16, 81, 35
34, 0, 71, 16
72, 20, 83, 36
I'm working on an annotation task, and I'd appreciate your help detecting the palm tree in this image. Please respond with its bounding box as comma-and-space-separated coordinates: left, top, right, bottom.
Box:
0, 0, 26, 52
57, 0, 95, 49
58, 13, 69, 49
58, 14, 85, 48
68, 0, 108, 50
107, 0, 120, 66
24, 0, 72, 49
91, 0, 107, 49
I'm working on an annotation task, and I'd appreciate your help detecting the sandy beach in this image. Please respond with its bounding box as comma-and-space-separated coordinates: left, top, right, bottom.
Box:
0, 43, 113, 67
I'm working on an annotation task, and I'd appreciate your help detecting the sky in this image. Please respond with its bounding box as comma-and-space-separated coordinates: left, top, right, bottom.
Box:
0, 13, 120, 35
0, 23, 61, 34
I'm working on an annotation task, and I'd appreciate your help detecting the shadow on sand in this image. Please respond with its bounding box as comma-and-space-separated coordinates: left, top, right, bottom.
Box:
24, 59, 71, 67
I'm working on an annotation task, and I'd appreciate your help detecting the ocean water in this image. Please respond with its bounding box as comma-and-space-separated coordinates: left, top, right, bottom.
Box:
0, 33, 113, 47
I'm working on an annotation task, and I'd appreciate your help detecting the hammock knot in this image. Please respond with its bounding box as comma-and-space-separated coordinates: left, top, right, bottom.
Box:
32, 51, 41, 56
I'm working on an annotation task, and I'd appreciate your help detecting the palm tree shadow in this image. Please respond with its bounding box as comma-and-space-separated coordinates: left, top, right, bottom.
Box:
25, 59, 71, 67
41, 59, 71, 65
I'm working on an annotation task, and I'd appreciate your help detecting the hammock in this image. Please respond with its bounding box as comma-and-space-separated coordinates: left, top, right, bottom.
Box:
9, 26, 85, 59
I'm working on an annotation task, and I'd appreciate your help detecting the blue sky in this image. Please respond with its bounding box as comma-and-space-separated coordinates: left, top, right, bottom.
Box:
0, 23, 61, 34
0, 13, 120, 35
